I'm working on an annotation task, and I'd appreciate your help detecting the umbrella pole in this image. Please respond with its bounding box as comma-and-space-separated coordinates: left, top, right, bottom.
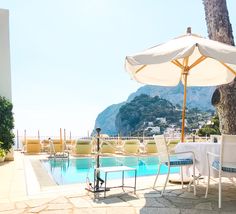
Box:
181, 57, 189, 143
181, 74, 188, 142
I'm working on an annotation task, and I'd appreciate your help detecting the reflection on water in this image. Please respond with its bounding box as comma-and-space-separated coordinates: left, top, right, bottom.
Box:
41, 156, 179, 185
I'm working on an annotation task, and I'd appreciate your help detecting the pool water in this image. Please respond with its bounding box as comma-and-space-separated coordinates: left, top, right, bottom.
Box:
41, 156, 179, 185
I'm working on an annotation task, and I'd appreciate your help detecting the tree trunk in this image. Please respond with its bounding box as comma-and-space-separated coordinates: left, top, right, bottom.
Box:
203, 0, 236, 134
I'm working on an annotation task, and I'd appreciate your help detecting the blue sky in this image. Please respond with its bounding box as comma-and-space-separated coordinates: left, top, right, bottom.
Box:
0, 0, 235, 137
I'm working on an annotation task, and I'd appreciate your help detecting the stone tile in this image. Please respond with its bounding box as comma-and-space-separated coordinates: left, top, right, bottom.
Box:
161, 192, 178, 197
69, 197, 92, 208
139, 192, 162, 198
51, 196, 69, 203
25, 198, 52, 208
29, 204, 47, 213
15, 202, 28, 209
67, 192, 87, 198
166, 196, 196, 204
47, 203, 73, 210
156, 197, 176, 208
0, 198, 10, 203
170, 189, 186, 195
180, 209, 218, 214
194, 202, 212, 210
221, 212, 236, 214
127, 198, 165, 208
72, 208, 107, 214
119, 194, 139, 202
135, 207, 158, 214
156, 208, 180, 214
106, 206, 136, 214
215, 200, 236, 212
0, 203, 15, 212
40, 210, 72, 214
178, 191, 198, 199
136, 207, 180, 214
91, 197, 129, 207
0, 209, 25, 214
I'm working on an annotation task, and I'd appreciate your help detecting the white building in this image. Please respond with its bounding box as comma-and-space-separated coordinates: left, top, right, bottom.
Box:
156, 117, 167, 124
145, 126, 160, 134
0, 9, 11, 101
147, 122, 154, 126
198, 121, 206, 127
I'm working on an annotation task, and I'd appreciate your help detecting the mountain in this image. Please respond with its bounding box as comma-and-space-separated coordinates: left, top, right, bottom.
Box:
116, 94, 181, 136
128, 84, 215, 110
94, 84, 215, 135
93, 102, 125, 135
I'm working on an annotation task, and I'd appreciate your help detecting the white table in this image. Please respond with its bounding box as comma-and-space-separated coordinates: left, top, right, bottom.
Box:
96, 166, 137, 197
175, 142, 221, 176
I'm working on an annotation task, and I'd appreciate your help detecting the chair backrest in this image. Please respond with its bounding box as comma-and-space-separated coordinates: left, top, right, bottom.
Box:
221, 134, 236, 164
154, 135, 169, 162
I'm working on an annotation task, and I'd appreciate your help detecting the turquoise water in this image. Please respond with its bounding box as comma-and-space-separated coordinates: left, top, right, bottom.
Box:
41, 156, 179, 185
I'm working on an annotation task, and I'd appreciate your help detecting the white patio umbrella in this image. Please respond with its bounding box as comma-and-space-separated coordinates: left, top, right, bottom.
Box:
125, 28, 236, 142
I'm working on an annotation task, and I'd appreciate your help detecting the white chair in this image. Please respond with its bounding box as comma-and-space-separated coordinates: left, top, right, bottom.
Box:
153, 135, 196, 196
205, 134, 236, 208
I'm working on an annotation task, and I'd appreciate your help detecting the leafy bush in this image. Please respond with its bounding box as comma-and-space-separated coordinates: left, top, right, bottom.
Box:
0, 96, 14, 152
197, 114, 220, 136
0, 148, 6, 158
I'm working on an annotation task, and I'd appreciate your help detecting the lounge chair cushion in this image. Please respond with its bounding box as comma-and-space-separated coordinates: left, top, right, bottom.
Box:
165, 158, 193, 166
212, 160, 236, 173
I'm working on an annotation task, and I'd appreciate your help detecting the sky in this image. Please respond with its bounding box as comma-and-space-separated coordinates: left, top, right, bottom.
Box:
0, 0, 235, 138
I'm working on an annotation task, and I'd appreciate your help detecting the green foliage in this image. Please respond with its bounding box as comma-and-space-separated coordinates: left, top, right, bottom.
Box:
0, 148, 5, 158
115, 94, 181, 135
197, 115, 220, 136
0, 96, 15, 152
115, 94, 214, 136
0, 142, 6, 157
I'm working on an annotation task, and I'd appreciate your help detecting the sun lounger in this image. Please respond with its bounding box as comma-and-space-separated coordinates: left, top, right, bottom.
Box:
41, 139, 50, 152
144, 140, 157, 153
74, 139, 92, 155
48, 138, 69, 159
100, 140, 116, 154
64, 139, 76, 150
26, 139, 41, 154
123, 140, 140, 154
51, 139, 63, 152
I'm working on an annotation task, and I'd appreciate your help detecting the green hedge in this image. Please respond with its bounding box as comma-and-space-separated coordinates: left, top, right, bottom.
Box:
0, 96, 14, 152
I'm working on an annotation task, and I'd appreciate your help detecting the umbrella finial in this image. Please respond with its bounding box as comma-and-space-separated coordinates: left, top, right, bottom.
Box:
187, 27, 191, 35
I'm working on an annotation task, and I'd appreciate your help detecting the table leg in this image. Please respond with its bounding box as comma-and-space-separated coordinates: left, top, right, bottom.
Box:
122, 170, 124, 191
104, 172, 107, 198
134, 170, 137, 194
94, 169, 96, 196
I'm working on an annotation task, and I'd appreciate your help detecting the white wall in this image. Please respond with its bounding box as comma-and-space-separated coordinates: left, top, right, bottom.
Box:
0, 9, 11, 101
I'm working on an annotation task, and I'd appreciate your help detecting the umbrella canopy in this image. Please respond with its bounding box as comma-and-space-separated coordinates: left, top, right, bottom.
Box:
125, 29, 236, 142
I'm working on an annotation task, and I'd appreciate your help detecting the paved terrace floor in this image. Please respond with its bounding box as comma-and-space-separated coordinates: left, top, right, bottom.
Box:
1, 152, 236, 213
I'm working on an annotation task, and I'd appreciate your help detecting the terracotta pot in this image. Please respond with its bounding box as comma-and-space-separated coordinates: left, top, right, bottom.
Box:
0, 156, 5, 162
5, 148, 14, 161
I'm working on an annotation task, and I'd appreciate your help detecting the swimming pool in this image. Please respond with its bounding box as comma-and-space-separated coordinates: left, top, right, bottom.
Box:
41, 156, 179, 185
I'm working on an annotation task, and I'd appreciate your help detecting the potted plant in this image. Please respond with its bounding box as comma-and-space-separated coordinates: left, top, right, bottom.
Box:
0, 96, 15, 160
0, 146, 6, 162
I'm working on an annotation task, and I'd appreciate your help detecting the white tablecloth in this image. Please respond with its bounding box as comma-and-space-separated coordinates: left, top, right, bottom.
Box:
175, 142, 221, 176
